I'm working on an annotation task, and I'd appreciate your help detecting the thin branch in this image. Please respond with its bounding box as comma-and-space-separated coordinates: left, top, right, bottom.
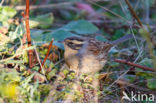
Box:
119, 0, 142, 59
15, 2, 75, 10
106, 49, 144, 91
25, 0, 31, 46
34, 48, 48, 83
38, 39, 54, 73
114, 59, 156, 72
124, 0, 143, 27
25, 0, 34, 68
87, 0, 135, 26
124, 0, 156, 69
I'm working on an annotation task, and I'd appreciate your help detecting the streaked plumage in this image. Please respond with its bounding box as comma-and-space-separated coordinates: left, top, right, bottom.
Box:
63, 34, 133, 74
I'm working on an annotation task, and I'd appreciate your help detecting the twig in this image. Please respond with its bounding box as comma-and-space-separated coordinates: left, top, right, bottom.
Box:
15, 2, 75, 10
119, 0, 142, 58
114, 59, 156, 72
124, 0, 143, 27
38, 39, 54, 72
34, 48, 48, 83
34, 48, 44, 73
124, 0, 156, 69
87, 0, 135, 27
24, 0, 34, 68
106, 48, 143, 91
106, 67, 132, 91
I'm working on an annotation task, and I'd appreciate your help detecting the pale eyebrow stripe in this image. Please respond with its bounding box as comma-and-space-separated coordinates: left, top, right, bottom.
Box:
67, 42, 83, 50
71, 40, 84, 44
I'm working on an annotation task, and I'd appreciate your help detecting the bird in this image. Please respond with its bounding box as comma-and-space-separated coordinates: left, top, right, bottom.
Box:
63, 34, 133, 74
63, 34, 133, 102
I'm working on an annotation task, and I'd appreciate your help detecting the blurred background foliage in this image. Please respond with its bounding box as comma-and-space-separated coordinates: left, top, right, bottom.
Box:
0, 0, 156, 103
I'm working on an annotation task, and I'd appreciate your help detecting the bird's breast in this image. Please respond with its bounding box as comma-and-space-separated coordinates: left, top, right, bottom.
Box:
80, 54, 107, 74
64, 48, 79, 71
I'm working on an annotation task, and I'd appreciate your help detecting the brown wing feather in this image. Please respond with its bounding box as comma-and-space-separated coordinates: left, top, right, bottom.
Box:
87, 39, 113, 55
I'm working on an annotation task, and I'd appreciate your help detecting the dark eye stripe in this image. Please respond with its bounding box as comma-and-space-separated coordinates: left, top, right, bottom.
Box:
69, 38, 84, 41
67, 42, 83, 50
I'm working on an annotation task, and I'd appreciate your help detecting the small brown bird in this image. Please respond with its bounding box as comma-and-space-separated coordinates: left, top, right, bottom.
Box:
63, 34, 133, 74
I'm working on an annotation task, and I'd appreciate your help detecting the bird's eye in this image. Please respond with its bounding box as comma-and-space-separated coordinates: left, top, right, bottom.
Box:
66, 40, 83, 50
67, 42, 74, 48
68, 42, 73, 46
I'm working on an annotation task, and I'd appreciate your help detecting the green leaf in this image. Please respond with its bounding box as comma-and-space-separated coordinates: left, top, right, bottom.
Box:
62, 69, 69, 75
147, 78, 156, 90
31, 30, 44, 42
0, 7, 3, 12
53, 41, 64, 50
31, 29, 78, 49
49, 29, 78, 49
108, 47, 119, 56
62, 20, 99, 35
50, 29, 78, 41
29, 20, 40, 28
37, 29, 77, 42
135, 58, 154, 80
112, 29, 125, 40
108, 61, 119, 68
2, 6, 17, 18
8, 31, 18, 41
133, 58, 154, 79
30, 13, 54, 29
68, 0, 81, 2
47, 69, 57, 80
124, 75, 136, 83
149, 0, 155, 6
139, 58, 153, 68
32, 66, 39, 71
0, 14, 8, 21
8, 26, 23, 41
95, 35, 108, 42
153, 50, 156, 56
31, 20, 97, 49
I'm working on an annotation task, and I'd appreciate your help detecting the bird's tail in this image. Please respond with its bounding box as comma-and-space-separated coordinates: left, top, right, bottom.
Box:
110, 34, 133, 45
